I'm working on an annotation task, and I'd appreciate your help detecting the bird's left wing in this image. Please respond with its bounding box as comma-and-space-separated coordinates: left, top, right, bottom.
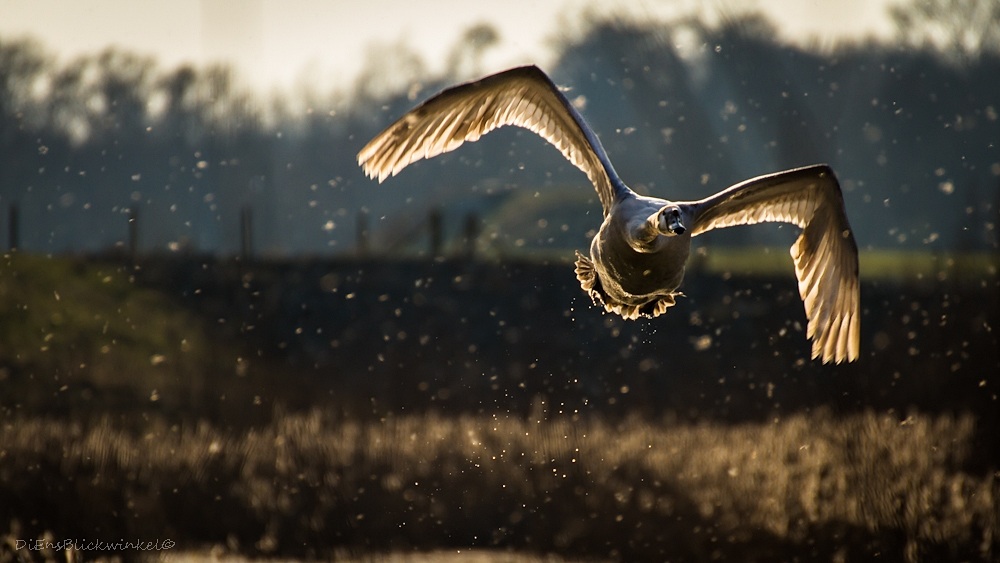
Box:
357, 65, 624, 214
684, 164, 860, 364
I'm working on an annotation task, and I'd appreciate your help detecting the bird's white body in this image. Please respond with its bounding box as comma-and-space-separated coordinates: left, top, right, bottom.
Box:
358, 66, 860, 364
581, 194, 692, 318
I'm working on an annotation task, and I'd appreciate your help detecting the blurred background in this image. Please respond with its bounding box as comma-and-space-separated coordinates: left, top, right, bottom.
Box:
0, 0, 996, 256
0, 0, 998, 561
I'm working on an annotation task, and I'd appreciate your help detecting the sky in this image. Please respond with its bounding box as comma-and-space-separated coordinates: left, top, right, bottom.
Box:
0, 0, 896, 95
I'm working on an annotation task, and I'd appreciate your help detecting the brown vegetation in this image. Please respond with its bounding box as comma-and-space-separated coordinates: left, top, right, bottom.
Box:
1, 409, 995, 562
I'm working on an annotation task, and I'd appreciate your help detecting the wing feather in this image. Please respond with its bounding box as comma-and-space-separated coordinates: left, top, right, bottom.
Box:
357, 65, 624, 214
685, 164, 860, 364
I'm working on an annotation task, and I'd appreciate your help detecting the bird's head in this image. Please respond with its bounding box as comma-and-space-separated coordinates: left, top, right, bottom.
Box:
658, 206, 686, 236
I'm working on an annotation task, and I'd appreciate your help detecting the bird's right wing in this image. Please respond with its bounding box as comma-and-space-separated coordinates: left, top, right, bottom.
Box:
685, 165, 860, 364
357, 65, 625, 215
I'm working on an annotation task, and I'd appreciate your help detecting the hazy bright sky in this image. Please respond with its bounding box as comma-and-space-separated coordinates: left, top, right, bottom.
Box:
0, 0, 896, 94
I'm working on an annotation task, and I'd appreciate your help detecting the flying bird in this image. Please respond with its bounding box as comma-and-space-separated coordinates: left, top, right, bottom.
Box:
357, 66, 860, 364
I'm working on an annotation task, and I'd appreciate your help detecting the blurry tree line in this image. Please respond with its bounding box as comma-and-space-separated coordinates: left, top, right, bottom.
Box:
0, 5, 998, 257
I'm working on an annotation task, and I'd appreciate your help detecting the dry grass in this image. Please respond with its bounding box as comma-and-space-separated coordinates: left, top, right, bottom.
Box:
1, 409, 996, 562
155, 548, 583, 562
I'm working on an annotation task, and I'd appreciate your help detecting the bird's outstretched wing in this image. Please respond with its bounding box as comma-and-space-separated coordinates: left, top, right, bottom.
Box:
357, 65, 624, 214
685, 165, 860, 364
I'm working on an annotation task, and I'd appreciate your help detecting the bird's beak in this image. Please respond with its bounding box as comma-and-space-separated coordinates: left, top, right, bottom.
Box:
659, 206, 686, 236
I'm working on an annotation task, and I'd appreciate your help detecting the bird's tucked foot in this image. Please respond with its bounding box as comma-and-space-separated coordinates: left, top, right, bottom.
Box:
574, 250, 599, 294
574, 251, 683, 320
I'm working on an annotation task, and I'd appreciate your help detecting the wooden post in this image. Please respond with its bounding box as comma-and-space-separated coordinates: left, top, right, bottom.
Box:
240, 205, 253, 262
462, 212, 479, 259
7, 202, 19, 252
429, 208, 443, 257
356, 211, 369, 256
128, 207, 138, 262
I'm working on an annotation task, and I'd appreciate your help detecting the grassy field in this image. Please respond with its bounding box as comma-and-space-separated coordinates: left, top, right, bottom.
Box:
503, 246, 999, 283
0, 253, 303, 423
1, 253, 997, 561
1, 409, 996, 562
0, 253, 220, 414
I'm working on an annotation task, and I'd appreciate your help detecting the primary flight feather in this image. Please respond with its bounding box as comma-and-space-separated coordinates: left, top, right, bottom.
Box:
358, 65, 860, 364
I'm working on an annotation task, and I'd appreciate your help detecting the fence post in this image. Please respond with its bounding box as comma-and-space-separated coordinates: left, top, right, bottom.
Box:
462, 212, 479, 259
429, 208, 443, 257
7, 202, 18, 252
128, 207, 138, 263
356, 211, 369, 256
240, 205, 253, 262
